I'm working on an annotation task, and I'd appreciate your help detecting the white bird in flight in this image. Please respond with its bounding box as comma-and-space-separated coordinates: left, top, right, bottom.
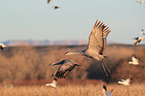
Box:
118, 78, 133, 86
129, 56, 139, 65
140, 29, 145, 35
45, 78, 57, 89
0, 43, 7, 50
103, 85, 113, 96
65, 20, 111, 76
133, 37, 144, 46
52, 6, 60, 9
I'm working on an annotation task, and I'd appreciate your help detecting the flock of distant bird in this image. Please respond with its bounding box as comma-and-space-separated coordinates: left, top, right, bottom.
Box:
0, 1, 145, 96
115, 1, 145, 90
137, 0, 145, 4
131, 29, 145, 66
47, 0, 145, 10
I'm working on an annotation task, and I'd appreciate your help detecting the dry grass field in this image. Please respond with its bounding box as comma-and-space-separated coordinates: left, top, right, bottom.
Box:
0, 84, 145, 96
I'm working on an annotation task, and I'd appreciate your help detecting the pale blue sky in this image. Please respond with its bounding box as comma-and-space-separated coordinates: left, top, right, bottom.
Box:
0, 0, 145, 44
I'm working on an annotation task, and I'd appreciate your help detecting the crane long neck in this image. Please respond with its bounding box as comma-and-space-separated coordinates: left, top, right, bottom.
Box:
69, 51, 84, 55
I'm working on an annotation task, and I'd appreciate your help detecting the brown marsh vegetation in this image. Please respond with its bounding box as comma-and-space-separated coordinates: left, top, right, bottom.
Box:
0, 44, 145, 96
0, 44, 145, 84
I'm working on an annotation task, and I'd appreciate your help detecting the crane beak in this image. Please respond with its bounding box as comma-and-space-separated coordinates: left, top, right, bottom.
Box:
49, 63, 53, 66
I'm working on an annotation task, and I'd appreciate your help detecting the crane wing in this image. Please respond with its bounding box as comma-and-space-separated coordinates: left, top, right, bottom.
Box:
55, 62, 76, 78
87, 20, 111, 54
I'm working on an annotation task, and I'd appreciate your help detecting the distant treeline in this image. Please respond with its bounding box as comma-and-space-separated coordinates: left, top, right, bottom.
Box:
0, 45, 145, 84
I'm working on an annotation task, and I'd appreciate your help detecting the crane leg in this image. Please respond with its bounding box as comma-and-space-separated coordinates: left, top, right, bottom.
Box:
101, 61, 108, 77
102, 60, 111, 73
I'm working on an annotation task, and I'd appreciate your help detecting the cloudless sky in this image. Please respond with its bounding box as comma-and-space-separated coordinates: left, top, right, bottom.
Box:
0, 0, 145, 44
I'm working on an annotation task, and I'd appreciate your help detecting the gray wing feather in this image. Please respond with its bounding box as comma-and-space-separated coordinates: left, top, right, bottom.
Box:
58, 62, 75, 71
55, 61, 76, 78
87, 20, 111, 54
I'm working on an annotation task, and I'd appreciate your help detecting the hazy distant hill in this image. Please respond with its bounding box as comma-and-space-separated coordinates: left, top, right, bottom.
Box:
2, 40, 114, 46
2, 40, 88, 46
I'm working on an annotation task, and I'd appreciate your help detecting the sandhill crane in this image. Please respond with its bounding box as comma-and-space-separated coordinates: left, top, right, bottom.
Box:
103, 85, 113, 96
137, 1, 145, 4
65, 20, 111, 76
0, 43, 7, 50
49, 60, 86, 78
117, 78, 133, 86
52, 6, 60, 9
140, 29, 145, 35
133, 37, 144, 46
129, 56, 139, 65
45, 78, 57, 88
